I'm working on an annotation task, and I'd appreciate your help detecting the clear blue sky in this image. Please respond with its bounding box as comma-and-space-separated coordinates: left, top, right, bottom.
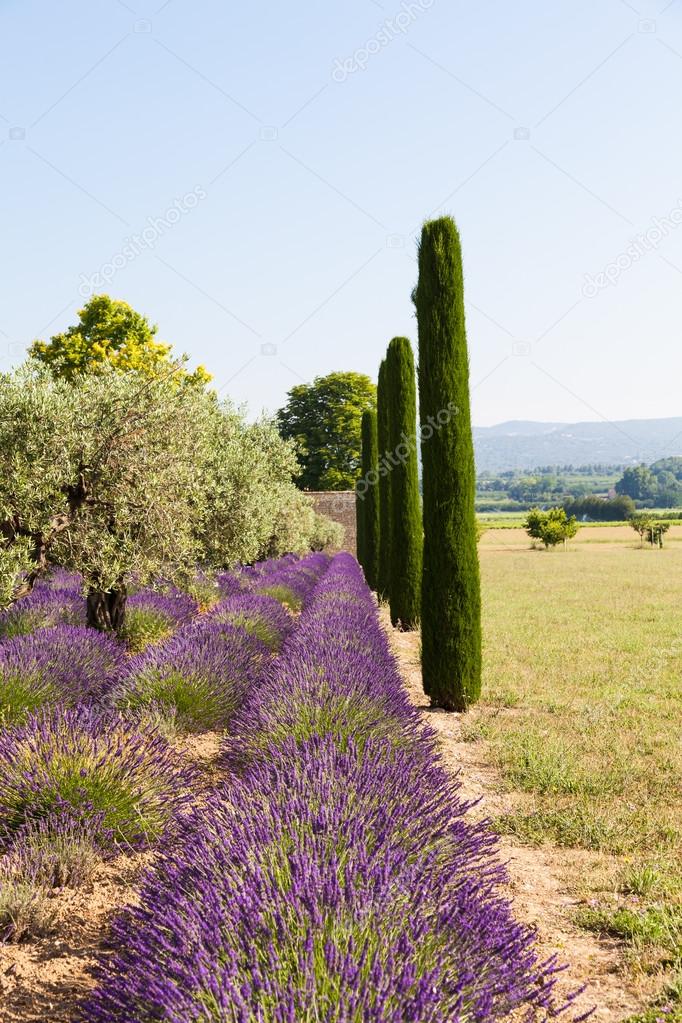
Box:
1, 0, 681, 426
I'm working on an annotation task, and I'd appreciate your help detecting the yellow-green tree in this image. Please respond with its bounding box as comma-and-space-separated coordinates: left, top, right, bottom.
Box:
30, 295, 211, 385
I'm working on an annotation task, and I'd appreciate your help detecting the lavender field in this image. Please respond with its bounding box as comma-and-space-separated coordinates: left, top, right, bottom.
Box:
0, 552, 578, 1022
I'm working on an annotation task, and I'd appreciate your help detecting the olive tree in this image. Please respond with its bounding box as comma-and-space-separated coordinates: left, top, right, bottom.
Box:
0, 363, 213, 629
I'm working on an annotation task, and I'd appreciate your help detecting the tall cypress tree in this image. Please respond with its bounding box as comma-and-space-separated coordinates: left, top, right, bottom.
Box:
376, 359, 392, 601
360, 409, 380, 592
355, 482, 366, 570
415, 217, 481, 710
385, 337, 422, 629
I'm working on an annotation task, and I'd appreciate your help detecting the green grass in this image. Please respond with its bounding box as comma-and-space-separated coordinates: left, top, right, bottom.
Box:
471, 526, 682, 1007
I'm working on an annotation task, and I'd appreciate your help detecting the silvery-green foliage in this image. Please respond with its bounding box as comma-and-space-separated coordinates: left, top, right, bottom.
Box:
0, 363, 213, 603
0, 363, 337, 608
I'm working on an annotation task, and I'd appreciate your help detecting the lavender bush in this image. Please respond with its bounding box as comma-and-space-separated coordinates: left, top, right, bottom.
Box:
206, 593, 293, 651
0, 625, 125, 725
85, 554, 579, 1022
121, 588, 198, 652
117, 620, 271, 731
0, 705, 196, 851
0, 584, 85, 638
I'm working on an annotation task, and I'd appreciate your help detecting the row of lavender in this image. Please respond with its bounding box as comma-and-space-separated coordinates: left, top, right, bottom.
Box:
0, 553, 329, 940
85, 554, 579, 1023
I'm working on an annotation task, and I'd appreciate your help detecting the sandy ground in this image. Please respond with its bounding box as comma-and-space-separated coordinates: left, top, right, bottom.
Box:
385, 616, 647, 1023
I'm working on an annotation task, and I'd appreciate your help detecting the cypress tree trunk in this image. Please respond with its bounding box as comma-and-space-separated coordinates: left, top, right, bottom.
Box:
86, 579, 127, 634
385, 337, 422, 629
415, 217, 481, 710
376, 359, 392, 602
360, 409, 380, 592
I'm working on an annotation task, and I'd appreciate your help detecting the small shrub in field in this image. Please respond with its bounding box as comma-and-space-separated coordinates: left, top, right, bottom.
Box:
206, 593, 293, 651
0, 625, 125, 725
118, 622, 270, 731
0, 706, 196, 852
0, 877, 57, 942
121, 589, 197, 652
0, 814, 100, 941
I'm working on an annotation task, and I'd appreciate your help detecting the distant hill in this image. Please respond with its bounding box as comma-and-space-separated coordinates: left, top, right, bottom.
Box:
473, 418, 682, 472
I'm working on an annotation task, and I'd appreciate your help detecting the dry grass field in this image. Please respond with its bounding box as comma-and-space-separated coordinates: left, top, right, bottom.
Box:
466, 525, 682, 1019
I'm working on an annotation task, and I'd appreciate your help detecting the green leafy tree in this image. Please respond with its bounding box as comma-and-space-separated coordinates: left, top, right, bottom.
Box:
376, 359, 392, 601
0, 362, 213, 629
29, 295, 210, 386
277, 372, 376, 490
415, 216, 481, 711
615, 465, 656, 502
0, 364, 331, 631
385, 337, 422, 629
524, 507, 578, 548
629, 512, 653, 547
358, 409, 380, 591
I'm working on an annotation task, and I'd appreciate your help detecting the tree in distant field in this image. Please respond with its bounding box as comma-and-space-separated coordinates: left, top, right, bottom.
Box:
29, 295, 211, 386
385, 337, 421, 629
358, 409, 380, 591
629, 513, 669, 548
376, 360, 392, 601
647, 521, 670, 548
276, 372, 376, 491
629, 512, 652, 547
615, 464, 656, 502
524, 507, 578, 548
415, 216, 481, 711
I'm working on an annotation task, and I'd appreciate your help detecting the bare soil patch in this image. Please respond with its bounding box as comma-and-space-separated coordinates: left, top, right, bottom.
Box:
0, 852, 153, 1023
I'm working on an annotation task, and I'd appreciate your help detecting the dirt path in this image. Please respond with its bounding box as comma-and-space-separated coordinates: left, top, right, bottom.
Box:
385, 617, 646, 1023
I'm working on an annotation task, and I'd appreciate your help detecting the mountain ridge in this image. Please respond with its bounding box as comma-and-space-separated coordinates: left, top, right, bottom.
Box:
473, 417, 682, 472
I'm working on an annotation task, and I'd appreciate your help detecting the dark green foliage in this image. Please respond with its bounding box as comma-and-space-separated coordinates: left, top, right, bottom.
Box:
359, 410, 380, 591
385, 339, 421, 629
276, 372, 376, 490
355, 484, 366, 571
415, 217, 481, 711
376, 360, 391, 601
563, 494, 635, 521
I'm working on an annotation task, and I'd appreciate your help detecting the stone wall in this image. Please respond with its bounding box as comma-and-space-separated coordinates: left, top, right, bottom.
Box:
308, 490, 356, 555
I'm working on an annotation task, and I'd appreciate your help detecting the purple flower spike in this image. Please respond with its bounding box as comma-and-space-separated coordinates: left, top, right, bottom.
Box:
0, 705, 197, 853
0, 625, 125, 724
117, 620, 271, 731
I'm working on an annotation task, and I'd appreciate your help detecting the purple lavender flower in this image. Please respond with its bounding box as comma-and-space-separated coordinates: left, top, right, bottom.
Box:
0, 705, 197, 852
84, 553, 578, 1022
84, 735, 571, 1023
122, 588, 198, 652
0, 625, 125, 725
117, 620, 271, 731
0, 586, 85, 638
205, 593, 293, 651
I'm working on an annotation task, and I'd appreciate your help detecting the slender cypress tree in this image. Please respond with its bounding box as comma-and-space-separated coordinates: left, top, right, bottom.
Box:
385, 337, 422, 629
415, 217, 481, 710
355, 482, 366, 570
360, 409, 380, 591
376, 359, 392, 601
